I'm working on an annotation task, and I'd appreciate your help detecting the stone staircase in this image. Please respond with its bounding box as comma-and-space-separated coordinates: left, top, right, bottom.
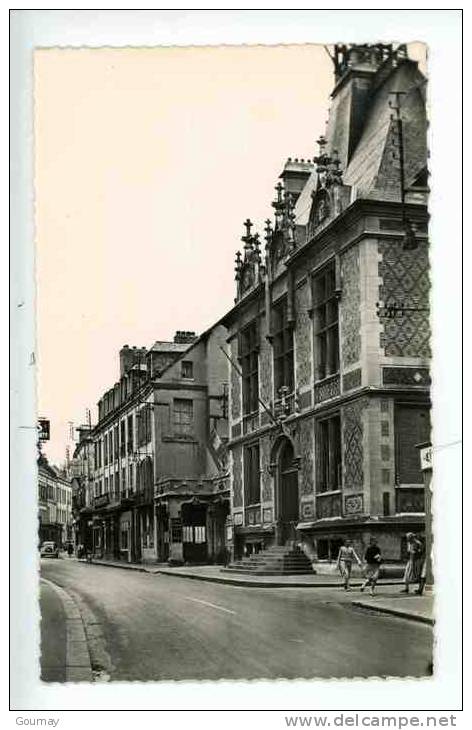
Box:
222, 544, 314, 576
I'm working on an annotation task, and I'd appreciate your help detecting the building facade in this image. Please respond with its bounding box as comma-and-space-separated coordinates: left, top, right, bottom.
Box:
38, 456, 73, 547
152, 323, 230, 565
223, 44, 430, 566
89, 327, 229, 564
70, 425, 95, 552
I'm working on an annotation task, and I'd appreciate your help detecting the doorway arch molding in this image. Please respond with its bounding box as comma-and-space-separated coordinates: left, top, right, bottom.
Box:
269, 432, 301, 545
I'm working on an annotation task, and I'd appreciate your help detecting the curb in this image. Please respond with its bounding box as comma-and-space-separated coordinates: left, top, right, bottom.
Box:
86, 559, 150, 573
155, 568, 402, 589
80, 559, 403, 589
351, 600, 434, 625
41, 578, 93, 682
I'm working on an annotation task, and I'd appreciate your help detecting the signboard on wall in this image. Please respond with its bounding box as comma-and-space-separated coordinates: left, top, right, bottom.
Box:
38, 419, 50, 441
420, 445, 433, 471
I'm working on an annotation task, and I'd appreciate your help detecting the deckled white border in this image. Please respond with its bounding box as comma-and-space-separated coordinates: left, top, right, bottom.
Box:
9, 6, 463, 718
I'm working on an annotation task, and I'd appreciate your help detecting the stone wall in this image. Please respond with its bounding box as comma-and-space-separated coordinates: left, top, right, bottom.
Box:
294, 281, 312, 390
378, 239, 431, 357
340, 244, 361, 369
231, 445, 243, 509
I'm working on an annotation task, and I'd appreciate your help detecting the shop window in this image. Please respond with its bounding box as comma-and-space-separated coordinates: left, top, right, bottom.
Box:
244, 442, 261, 506
313, 263, 339, 380
240, 321, 259, 415
272, 298, 294, 394
174, 398, 193, 436
316, 415, 342, 492
182, 526, 193, 542
181, 361, 193, 379
317, 537, 343, 560
194, 526, 206, 544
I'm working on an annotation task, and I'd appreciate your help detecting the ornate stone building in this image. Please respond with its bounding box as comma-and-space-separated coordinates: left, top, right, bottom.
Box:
222, 44, 430, 566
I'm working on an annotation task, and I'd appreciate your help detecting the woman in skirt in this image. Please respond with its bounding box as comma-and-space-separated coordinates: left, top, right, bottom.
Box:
401, 532, 424, 593
336, 539, 362, 591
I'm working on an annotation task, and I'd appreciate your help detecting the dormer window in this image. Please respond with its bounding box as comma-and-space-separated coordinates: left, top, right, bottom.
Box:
181, 361, 193, 379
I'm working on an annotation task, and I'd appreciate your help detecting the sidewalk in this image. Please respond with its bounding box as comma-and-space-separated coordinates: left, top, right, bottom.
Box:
39, 579, 67, 682
352, 593, 434, 625
40, 577, 93, 682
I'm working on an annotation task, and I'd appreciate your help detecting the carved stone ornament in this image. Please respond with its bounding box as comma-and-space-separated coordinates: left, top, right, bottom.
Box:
241, 265, 255, 293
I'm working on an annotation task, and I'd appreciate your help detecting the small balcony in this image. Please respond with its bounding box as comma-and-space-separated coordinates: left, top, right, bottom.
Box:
244, 505, 262, 527
274, 387, 295, 419
242, 410, 259, 435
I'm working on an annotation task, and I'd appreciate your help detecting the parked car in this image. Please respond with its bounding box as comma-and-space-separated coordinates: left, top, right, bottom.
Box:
40, 541, 60, 558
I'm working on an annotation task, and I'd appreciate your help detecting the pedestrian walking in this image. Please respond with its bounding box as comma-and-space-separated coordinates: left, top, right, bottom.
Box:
67, 542, 74, 558
360, 537, 382, 595
336, 539, 362, 590
415, 548, 428, 595
401, 532, 424, 593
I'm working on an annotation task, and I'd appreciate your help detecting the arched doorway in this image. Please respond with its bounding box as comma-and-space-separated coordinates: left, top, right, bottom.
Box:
277, 438, 299, 545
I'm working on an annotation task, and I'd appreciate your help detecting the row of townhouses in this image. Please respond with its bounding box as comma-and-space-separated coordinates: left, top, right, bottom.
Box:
71, 43, 431, 571
38, 456, 73, 547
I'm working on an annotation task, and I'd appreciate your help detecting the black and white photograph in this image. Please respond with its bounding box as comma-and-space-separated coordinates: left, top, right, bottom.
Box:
9, 8, 463, 721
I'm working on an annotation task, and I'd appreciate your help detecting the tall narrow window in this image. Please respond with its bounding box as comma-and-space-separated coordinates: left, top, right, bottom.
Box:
120, 420, 126, 456
272, 298, 294, 394
174, 399, 193, 436
313, 263, 339, 380
104, 435, 108, 466
244, 443, 261, 506
240, 321, 259, 415
114, 426, 119, 459
181, 361, 193, 379
127, 414, 134, 454
316, 414, 342, 492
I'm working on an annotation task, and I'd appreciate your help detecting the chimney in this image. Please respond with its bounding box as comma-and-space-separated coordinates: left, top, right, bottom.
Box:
279, 158, 314, 204
119, 345, 147, 376
174, 331, 197, 344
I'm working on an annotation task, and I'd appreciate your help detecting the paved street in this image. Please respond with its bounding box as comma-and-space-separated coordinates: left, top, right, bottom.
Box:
40, 558, 433, 682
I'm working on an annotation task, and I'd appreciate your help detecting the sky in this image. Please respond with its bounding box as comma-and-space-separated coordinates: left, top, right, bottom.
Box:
35, 43, 426, 465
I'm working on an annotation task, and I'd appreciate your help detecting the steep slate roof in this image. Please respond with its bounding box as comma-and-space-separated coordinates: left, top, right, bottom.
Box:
343, 61, 427, 201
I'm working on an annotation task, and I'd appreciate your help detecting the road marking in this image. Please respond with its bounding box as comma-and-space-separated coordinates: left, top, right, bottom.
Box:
183, 596, 236, 615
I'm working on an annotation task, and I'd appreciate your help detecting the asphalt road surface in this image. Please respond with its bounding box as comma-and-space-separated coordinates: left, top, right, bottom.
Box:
41, 559, 433, 681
